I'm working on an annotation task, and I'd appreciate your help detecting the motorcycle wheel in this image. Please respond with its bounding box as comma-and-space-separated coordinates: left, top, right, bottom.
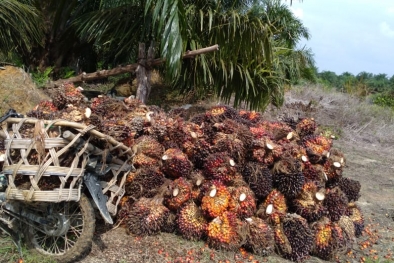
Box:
25, 194, 95, 263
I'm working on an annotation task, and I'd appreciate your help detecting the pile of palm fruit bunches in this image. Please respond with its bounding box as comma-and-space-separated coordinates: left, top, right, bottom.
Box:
27, 83, 363, 262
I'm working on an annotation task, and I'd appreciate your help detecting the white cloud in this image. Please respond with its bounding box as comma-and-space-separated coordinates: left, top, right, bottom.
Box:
290, 7, 304, 19
380, 22, 394, 38
387, 7, 394, 14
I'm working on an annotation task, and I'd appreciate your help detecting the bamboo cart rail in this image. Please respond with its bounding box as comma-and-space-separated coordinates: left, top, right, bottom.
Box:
0, 117, 135, 215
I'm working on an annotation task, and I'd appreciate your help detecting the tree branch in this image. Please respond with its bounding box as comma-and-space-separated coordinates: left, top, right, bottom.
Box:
45, 44, 219, 89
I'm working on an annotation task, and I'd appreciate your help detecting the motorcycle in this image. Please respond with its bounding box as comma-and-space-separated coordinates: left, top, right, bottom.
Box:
0, 109, 135, 262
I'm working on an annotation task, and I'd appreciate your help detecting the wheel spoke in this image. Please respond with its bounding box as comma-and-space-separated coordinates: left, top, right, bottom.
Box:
27, 195, 94, 258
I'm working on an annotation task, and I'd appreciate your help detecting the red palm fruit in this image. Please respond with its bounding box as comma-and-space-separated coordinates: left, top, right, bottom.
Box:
291, 182, 327, 222
142, 111, 170, 141
207, 211, 241, 251
303, 135, 332, 163
272, 157, 305, 199
311, 217, 336, 260
328, 177, 361, 202
296, 118, 317, 138
211, 132, 245, 164
266, 121, 294, 141
161, 148, 193, 178
133, 153, 160, 168
323, 187, 349, 222
127, 197, 170, 236
258, 189, 287, 225
241, 162, 273, 201
243, 217, 275, 256
124, 167, 166, 199
183, 138, 211, 169
250, 137, 279, 165
249, 125, 270, 139
133, 135, 164, 159
164, 177, 192, 211
27, 100, 59, 119
281, 213, 314, 262
204, 105, 240, 123
203, 152, 237, 183
228, 186, 256, 218
177, 201, 208, 241
329, 148, 346, 166
189, 170, 205, 201
201, 181, 231, 218
347, 203, 364, 237
281, 141, 307, 160
302, 162, 327, 187
323, 158, 343, 182
239, 110, 263, 124
52, 83, 85, 109
212, 119, 253, 146
273, 225, 292, 256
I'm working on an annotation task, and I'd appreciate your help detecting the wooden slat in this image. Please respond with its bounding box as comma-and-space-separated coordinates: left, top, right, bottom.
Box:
4, 138, 69, 149
6, 188, 80, 202
2, 165, 84, 177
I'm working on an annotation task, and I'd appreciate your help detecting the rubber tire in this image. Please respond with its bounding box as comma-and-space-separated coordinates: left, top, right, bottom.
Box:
25, 194, 95, 263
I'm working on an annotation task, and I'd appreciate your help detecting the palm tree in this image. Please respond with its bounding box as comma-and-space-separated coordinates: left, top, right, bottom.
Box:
79, 0, 313, 110
0, 0, 43, 61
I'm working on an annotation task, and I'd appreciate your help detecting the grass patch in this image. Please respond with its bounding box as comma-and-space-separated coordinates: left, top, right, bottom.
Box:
0, 235, 56, 263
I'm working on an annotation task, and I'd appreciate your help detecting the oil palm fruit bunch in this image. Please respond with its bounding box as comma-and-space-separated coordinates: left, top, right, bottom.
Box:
311, 217, 339, 260
279, 213, 314, 262
272, 156, 305, 199
239, 109, 264, 124
177, 201, 208, 241
52, 83, 85, 109
132, 136, 164, 168
204, 105, 240, 123
161, 148, 193, 178
328, 177, 361, 202
210, 132, 246, 164
124, 167, 165, 199
201, 180, 231, 218
242, 217, 275, 256
296, 118, 317, 138
207, 211, 242, 251
290, 181, 327, 222
126, 197, 170, 236
323, 157, 343, 182
323, 187, 349, 222
257, 189, 287, 226
27, 100, 59, 119
347, 202, 365, 237
302, 162, 327, 187
203, 152, 238, 183
302, 135, 332, 164
228, 186, 256, 218
241, 162, 273, 201
164, 177, 192, 211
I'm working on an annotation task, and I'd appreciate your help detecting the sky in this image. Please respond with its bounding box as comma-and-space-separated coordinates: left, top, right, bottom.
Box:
286, 0, 394, 77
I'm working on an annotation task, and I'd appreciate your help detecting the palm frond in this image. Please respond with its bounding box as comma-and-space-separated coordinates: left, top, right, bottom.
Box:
0, 0, 43, 55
